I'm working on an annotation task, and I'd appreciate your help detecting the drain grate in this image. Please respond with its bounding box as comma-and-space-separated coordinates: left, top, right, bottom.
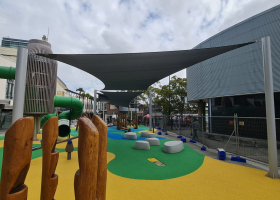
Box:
148, 158, 165, 166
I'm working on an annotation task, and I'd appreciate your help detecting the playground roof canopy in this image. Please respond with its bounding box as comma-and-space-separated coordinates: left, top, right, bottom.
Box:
101, 91, 143, 107
38, 42, 254, 90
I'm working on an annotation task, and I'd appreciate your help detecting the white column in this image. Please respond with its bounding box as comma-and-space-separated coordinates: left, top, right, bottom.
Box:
12, 47, 28, 124
262, 36, 279, 179
94, 89, 97, 114
149, 90, 152, 131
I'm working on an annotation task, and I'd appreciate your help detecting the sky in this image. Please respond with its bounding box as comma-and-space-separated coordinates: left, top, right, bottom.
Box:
0, 0, 279, 96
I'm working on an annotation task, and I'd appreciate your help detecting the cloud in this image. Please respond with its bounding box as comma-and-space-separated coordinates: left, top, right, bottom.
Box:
0, 0, 279, 92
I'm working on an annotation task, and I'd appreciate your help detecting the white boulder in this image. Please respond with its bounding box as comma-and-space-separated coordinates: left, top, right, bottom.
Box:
163, 141, 184, 154
124, 132, 137, 139
135, 141, 150, 150
145, 138, 160, 146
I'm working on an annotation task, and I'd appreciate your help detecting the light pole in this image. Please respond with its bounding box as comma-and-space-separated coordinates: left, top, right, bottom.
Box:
262, 36, 278, 179
149, 90, 152, 131
12, 47, 28, 124
94, 89, 97, 114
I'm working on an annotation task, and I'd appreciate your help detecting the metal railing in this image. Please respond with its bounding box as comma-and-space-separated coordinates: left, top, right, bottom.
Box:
154, 114, 280, 165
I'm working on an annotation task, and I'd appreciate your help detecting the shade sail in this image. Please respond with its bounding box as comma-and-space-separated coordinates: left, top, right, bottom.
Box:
102, 91, 143, 107
38, 42, 254, 90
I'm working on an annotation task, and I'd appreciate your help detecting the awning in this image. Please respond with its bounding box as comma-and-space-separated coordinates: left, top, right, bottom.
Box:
102, 91, 143, 107
38, 42, 254, 90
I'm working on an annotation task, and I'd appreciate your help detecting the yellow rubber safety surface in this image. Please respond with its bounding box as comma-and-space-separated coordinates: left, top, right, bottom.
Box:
32, 134, 79, 149
25, 152, 280, 200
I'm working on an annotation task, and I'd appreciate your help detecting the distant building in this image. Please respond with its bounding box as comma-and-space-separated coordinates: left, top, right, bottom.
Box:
56, 77, 69, 97
1, 37, 29, 49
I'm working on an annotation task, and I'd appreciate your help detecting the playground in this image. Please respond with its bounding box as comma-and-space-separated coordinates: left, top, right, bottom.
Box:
0, 34, 279, 200
0, 125, 279, 200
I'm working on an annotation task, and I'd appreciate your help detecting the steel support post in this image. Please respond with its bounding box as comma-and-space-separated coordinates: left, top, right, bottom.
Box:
149, 90, 152, 131
209, 98, 212, 133
94, 89, 97, 114
12, 47, 28, 124
262, 36, 279, 179
202, 114, 204, 146
103, 102, 105, 122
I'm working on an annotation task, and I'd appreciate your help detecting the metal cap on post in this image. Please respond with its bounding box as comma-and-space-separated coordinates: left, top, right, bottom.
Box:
12, 47, 28, 124
262, 36, 279, 179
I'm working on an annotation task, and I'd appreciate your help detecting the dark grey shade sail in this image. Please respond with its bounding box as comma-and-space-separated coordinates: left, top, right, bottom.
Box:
102, 91, 143, 107
38, 42, 254, 90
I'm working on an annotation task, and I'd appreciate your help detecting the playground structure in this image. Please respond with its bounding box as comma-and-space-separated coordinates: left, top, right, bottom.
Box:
0, 32, 278, 200
40, 96, 83, 137
116, 113, 131, 132
0, 40, 57, 140
0, 115, 107, 200
129, 115, 138, 129
25, 40, 58, 140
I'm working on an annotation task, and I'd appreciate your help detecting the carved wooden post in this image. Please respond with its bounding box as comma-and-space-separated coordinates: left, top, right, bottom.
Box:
0, 117, 34, 200
74, 118, 99, 200
41, 117, 59, 200
92, 115, 107, 200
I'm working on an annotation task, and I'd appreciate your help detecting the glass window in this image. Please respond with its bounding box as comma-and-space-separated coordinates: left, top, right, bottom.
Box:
5, 79, 15, 99
6, 82, 10, 98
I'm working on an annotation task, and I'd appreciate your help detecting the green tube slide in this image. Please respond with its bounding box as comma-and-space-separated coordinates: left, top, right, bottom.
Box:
0, 66, 16, 79
40, 96, 83, 137
1, 66, 83, 137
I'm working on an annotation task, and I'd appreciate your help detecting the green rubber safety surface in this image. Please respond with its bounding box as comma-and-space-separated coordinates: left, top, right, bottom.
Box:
0, 126, 205, 181
107, 137, 205, 180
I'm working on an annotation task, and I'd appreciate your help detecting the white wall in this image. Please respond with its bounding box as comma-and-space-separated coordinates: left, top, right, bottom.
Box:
0, 55, 16, 106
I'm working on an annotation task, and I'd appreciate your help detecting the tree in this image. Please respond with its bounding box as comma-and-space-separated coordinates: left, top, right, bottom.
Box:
156, 76, 187, 115
76, 88, 85, 100
156, 84, 174, 115
85, 93, 91, 113
80, 92, 86, 112
170, 76, 187, 115
135, 82, 161, 109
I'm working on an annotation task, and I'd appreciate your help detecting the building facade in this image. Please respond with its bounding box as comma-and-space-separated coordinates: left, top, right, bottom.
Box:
1, 37, 28, 49
187, 5, 280, 118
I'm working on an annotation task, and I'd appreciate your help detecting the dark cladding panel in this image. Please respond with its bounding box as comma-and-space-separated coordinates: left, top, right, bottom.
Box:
187, 5, 280, 101
99, 93, 109, 102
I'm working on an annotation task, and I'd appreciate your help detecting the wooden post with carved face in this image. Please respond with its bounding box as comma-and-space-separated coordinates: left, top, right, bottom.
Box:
0, 117, 34, 200
74, 118, 99, 200
92, 115, 107, 200
40, 117, 59, 200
